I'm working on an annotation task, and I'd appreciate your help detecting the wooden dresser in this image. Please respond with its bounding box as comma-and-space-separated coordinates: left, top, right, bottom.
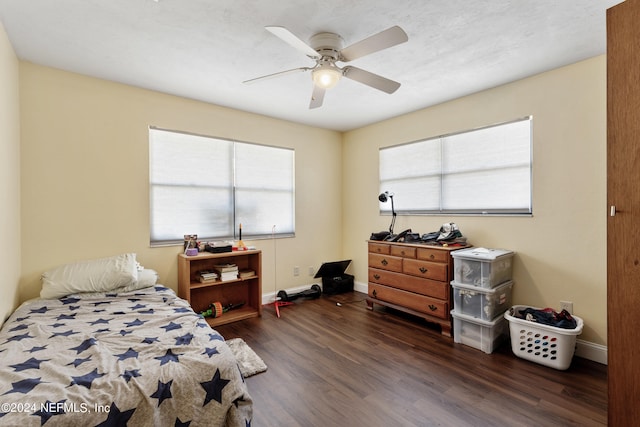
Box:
366, 240, 467, 337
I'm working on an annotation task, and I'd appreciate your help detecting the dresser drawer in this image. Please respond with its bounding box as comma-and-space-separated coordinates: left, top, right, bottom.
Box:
368, 253, 403, 272
417, 247, 449, 263
368, 268, 448, 299
368, 283, 448, 319
390, 245, 416, 258
403, 258, 448, 281
368, 243, 390, 254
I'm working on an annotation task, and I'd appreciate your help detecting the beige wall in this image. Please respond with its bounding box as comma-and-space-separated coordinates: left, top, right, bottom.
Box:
16, 55, 607, 346
343, 56, 607, 345
0, 21, 21, 323
19, 62, 343, 303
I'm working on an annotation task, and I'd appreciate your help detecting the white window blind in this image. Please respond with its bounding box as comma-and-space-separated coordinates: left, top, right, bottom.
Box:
379, 117, 532, 215
149, 128, 295, 245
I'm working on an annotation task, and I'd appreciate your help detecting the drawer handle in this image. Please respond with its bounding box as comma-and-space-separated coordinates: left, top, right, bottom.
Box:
429, 254, 435, 260
401, 250, 406, 256
373, 274, 380, 280
419, 267, 428, 274
428, 304, 437, 312
381, 259, 388, 266
372, 289, 377, 298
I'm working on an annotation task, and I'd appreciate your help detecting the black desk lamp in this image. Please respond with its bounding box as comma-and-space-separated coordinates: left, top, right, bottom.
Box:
378, 191, 396, 235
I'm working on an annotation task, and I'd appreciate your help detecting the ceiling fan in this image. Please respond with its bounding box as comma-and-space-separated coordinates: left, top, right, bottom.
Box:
243, 25, 408, 109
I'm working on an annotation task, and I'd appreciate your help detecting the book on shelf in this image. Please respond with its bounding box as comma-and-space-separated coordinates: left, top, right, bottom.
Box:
198, 270, 219, 283
214, 263, 238, 273
238, 268, 255, 279
219, 272, 239, 281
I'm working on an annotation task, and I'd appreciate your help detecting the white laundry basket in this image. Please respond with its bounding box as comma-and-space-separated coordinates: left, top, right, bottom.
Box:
504, 305, 584, 370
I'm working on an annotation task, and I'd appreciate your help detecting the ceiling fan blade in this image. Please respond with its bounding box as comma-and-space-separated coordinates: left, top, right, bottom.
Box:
340, 26, 408, 62
243, 67, 311, 84
309, 85, 325, 109
265, 26, 320, 59
343, 66, 401, 94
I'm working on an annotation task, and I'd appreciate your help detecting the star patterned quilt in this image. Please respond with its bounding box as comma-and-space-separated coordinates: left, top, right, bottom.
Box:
0, 285, 253, 426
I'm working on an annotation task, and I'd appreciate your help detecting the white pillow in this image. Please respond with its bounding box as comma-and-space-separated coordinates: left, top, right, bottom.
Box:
40, 253, 138, 299
113, 268, 159, 293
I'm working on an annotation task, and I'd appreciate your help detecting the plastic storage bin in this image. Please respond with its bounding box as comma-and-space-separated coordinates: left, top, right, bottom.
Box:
451, 309, 508, 354
452, 247, 514, 288
451, 280, 514, 321
504, 305, 584, 370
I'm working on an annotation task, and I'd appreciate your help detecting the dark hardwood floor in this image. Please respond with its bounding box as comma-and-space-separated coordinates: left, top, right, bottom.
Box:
216, 291, 607, 427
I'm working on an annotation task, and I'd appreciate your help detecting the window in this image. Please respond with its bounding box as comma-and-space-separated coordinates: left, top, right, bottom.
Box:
379, 117, 532, 215
149, 128, 295, 245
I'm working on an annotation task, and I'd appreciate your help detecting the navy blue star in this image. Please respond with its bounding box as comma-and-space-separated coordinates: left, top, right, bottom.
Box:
155, 349, 182, 366
111, 311, 126, 316
150, 379, 173, 406
2, 377, 43, 395
70, 338, 97, 354
105, 293, 118, 297
16, 316, 30, 321
9, 323, 30, 332
25, 345, 47, 353
200, 369, 230, 405
175, 333, 194, 346
48, 322, 66, 328
128, 298, 142, 302
142, 337, 159, 344
139, 309, 155, 315
203, 347, 219, 358
124, 318, 145, 328
33, 399, 67, 425
67, 356, 92, 368
196, 321, 209, 328
89, 318, 111, 326
130, 303, 146, 310
51, 330, 79, 338
95, 402, 135, 426
209, 332, 224, 342
69, 368, 104, 389
174, 418, 192, 427
60, 297, 81, 305
119, 329, 133, 336
115, 348, 139, 361
30, 306, 49, 314
3, 332, 32, 343
93, 301, 110, 307
56, 313, 76, 321
120, 369, 141, 383
69, 305, 80, 311
95, 328, 110, 333
10, 357, 49, 372
173, 307, 191, 313
93, 309, 107, 313
161, 322, 181, 332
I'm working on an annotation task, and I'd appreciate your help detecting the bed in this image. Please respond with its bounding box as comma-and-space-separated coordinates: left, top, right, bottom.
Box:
0, 254, 253, 426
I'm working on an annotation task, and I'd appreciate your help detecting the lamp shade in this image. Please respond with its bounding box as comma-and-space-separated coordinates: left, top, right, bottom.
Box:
312, 65, 342, 89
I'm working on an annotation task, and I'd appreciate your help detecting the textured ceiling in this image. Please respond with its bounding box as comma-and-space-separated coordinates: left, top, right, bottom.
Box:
0, 0, 622, 131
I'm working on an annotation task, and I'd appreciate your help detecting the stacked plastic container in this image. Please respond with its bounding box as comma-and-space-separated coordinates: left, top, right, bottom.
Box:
450, 247, 515, 354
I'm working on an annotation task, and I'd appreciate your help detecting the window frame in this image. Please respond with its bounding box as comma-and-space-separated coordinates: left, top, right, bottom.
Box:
149, 127, 295, 246
379, 116, 533, 216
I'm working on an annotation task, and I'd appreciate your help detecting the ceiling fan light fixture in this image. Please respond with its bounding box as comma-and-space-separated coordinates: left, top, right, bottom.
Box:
312, 65, 342, 89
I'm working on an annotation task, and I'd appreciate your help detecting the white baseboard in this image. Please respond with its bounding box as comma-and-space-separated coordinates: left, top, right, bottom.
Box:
263, 281, 608, 366
575, 339, 607, 365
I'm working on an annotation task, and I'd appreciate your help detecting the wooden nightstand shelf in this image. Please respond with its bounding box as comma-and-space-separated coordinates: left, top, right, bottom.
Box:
178, 250, 262, 327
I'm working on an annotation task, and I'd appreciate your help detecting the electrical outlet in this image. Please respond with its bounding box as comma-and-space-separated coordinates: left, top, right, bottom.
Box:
293, 266, 300, 276
560, 301, 573, 314
308, 266, 314, 276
